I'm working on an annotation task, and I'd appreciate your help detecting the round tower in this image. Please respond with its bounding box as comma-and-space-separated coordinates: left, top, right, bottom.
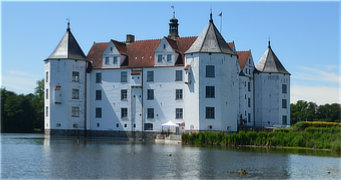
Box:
44, 23, 88, 135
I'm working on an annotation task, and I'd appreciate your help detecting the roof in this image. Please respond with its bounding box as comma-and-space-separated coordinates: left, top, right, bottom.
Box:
237, 50, 251, 71
256, 42, 290, 75
185, 17, 234, 54
48, 28, 86, 60
87, 36, 197, 68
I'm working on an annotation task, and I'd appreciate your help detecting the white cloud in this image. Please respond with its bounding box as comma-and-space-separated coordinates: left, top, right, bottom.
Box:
293, 66, 340, 84
0, 70, 40, 94
291, 85, 340, 105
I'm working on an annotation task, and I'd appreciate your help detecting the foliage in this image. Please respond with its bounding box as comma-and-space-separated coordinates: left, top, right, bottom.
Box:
1, 80, 44, 133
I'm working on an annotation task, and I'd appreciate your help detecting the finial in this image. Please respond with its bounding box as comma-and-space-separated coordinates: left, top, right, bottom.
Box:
66, 18, 70, 31
268, 36, 271, 48
209, 9, 213, 22
171, 5, 175, 18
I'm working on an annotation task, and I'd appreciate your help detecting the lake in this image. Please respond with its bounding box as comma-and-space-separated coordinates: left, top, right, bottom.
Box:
1, 133, 340, 179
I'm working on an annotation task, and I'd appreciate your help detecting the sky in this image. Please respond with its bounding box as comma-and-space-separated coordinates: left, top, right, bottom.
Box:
1, 1, 340, 105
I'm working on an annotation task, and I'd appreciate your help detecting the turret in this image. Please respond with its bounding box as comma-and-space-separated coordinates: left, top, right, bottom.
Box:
168, 7, 179, 39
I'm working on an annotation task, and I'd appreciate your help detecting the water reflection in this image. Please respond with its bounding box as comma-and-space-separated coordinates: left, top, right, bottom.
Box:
1, 134, 340, 179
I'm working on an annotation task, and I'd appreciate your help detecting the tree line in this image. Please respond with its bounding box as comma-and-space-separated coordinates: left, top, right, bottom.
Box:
1, 80, 340, 133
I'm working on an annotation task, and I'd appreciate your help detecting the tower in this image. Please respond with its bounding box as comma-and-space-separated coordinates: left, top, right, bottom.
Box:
184, 13, 239, 132
44, 23, 88, 135
254, 41, 291, 127
168, 8, 179, 39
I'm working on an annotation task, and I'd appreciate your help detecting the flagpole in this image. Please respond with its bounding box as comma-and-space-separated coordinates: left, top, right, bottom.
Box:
219, 12, 223, 33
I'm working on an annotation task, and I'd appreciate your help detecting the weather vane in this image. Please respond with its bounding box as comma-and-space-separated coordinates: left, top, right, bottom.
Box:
171, 5, 175, 18
66, 18, 70, 29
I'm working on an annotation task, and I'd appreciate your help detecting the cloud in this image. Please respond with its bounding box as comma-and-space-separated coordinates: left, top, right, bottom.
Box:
293, 66, 340, 84
0, 70, 40, 94
291, 85, 340, 105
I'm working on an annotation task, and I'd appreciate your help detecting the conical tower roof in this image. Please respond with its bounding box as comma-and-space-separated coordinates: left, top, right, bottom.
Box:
256, 41, 290, 75
47, 26, 86, 60
185, 13, 234, 54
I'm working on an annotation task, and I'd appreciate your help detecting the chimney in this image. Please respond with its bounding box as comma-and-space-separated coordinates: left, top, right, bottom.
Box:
126, 34, 135, 44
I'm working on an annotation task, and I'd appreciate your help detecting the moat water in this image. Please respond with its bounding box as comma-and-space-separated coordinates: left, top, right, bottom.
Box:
1, 133, 340, 179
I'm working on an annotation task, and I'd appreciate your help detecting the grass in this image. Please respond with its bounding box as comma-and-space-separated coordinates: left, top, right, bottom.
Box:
182, 121, 341, 152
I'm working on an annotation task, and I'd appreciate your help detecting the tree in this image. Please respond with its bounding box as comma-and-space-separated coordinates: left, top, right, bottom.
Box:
32, 79, 44, 131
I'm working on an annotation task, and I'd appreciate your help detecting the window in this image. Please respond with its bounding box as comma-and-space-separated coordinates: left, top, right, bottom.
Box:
113, 56, 118, 64
147, 89, 154, 100
105, 57, 109, 64
147, 108, 154, 119
121, 108, 128, 118
176, 108, 183, 119
121, 89, 127, 100
96, 90, 102, 100
46, 89, 48, 99
72, 106, 80, 117
206, 86, 215, 98
158, 55, 162, 62
121, 71, 127, 82
97, 123, 100, 127
282, 99, 287, 109
72, 89, 79, 99
282, 115, 287, 125
167, 54, 172, 62
175, 70, 183, 81
248, 82, 251, 92
116, 123, 119, 128
147, 71, 154, 82
110, 47, 113, 52
124, 124, 127, 128
144, 123, 153, 130
72, 71, 79, 82
96, 108, 102, 118
248, 113, 251, 123
46, 72, 48, 82
206, 65, 215, 77
248, 98, 251, 107
176, 89, 183, 100
45, 106, 48, 117
96, 73, 101, 83
282, 84, 287, 94
206, 107, 215, 119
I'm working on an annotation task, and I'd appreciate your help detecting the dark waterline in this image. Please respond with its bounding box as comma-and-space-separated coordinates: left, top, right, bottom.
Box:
1, 133, 340, 179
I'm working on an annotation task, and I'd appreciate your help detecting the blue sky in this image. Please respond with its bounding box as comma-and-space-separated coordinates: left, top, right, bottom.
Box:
1, 1, 340, 105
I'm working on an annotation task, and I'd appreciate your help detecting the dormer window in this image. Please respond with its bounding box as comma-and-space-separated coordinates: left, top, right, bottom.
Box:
110, 47, 113, 52
158, 55, 162, 63
105, 57, 109, 64
163, 44, 166, 49
167, 54, 172, 62
113, 56, 118, 64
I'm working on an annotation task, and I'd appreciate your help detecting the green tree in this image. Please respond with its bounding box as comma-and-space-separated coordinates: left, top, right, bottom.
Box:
32, 79, 44, 131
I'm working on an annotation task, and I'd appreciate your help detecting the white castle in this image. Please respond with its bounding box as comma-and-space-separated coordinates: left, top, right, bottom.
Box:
44, 13, 290, 136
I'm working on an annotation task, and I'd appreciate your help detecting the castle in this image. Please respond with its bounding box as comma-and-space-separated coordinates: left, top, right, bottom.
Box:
44, 13, 290, 136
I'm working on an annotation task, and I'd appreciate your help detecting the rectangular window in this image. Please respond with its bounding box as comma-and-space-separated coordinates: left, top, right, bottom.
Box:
144, 123, 153, 130
176, 89, 183, 100
121, 71, 127, 82
105, 57, 109, 64
147, 89, 154, 100
248, 98, 251, 107
121, 89, 127, 100
46, 72, 48, 82
72, 106, 80, 117
206, 107, 215, 119
121, 108, 128, 118
46, 89, 48, 99
147, 108, 154, 119
72, 89, 79, 99
96, 73, 101, 83
206, 86, 215, 98
45, 106, 48, 117
282, 115, 287, 125
206, 65, 215, 77
167, 54, 172, 62
113, 56, 118, 64
147, 71, 154, 82
175, 70, 183, 81
248, 82, 251, 92
282, 84, 287, 94
158, 55, 162, 62
95, 108, 102, 118
72, 71, 80, 82
282, 99, 287, 109
96, 90, 102, 100
248, 113, 251, 123
176, 108, 183, 119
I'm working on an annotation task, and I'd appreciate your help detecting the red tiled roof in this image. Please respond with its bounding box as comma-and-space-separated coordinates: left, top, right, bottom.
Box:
86, 42, 109, 68
88, 36, 198, 68
237, 50, 251, 70
227, 41, 234, 50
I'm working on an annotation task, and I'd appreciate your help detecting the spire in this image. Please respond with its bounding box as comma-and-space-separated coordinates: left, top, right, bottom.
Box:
255, 42, 290, 75
209, 10, 213, 22
66, 18, 70, 31
168, 6, 179, 40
